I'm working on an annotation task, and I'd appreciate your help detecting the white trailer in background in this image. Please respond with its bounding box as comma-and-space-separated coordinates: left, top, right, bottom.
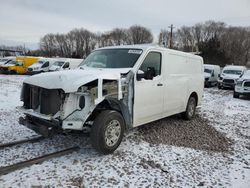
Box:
204, 64, 221, 87
49, 58, 83, 72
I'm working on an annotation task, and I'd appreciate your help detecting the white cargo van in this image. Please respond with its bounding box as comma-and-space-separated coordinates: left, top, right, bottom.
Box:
49, 58, 82, 72
19, 45, 204, 154
27, 58, 57, 74
204, 64, 221, 87
234, 70, 250, 98
218, 65, 246, 89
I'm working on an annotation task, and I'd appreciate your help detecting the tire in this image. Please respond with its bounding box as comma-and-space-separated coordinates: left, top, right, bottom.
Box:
182, 96, 197, 120
90, 110, 125, 154
233, 91, 239, 98
10, 70, 16, 74
207, 82, 211, 88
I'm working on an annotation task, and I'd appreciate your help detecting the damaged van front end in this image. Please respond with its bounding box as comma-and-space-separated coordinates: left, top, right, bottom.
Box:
19, 68, 133, 137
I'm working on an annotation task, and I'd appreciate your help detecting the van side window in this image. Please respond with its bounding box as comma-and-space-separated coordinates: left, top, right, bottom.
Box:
42, 61, 49, 68
63, 62, 70, 68
139, 52, 161, 78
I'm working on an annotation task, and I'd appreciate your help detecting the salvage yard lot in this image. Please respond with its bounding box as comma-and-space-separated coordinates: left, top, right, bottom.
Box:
0, 74, 250, 187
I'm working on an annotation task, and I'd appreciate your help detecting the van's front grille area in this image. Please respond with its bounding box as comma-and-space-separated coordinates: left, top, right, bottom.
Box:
244, 81, 250, 87
22, 84, 65, 115
223, 79, 234, 84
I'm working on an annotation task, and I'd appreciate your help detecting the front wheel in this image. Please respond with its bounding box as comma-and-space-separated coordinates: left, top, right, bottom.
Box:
182, 96, 197, 120
233, 91, 239, 98
90, 110, 125, 154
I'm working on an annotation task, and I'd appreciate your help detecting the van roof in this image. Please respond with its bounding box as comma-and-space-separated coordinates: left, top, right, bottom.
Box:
223, 65, 246, 70
204, 64, 220, 68
97, 44, 203, 60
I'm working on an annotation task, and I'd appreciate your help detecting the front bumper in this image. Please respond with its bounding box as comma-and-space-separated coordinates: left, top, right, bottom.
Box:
235, 86, 250, 95
0, 67, 10, 74
19, 115, 61, 137
26, 71, 42, 75
218, 80, 235, 88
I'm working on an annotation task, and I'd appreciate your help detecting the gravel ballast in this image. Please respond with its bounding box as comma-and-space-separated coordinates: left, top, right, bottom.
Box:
138, 115, 233, 152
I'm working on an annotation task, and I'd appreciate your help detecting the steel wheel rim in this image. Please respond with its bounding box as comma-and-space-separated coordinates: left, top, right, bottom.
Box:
188, 98, 196, 117
105, 119, 121, 147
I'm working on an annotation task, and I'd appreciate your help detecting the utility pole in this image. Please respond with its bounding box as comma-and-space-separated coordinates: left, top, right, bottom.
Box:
168, 24, 175, 49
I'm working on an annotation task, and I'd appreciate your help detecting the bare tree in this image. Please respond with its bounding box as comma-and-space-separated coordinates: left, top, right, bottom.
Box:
158, 29, 169, 47
128, 25, 153, 44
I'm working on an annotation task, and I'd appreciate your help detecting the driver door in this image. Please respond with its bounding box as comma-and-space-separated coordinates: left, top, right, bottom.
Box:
133, 51, 164, 127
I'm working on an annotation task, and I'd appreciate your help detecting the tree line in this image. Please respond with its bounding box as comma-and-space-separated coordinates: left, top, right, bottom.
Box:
159, 21, 250, 66
2, 21, 250, 66
38, 25, 153, 58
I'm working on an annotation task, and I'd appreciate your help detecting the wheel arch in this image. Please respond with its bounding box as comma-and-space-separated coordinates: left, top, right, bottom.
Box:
89, 97, 132, 130
189, 91, 198, 106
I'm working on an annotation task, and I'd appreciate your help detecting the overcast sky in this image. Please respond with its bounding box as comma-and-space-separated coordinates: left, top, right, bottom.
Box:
0, 0, 250, 49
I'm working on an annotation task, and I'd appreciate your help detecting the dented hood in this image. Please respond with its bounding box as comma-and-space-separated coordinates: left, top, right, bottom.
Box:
23, 67, 130, 93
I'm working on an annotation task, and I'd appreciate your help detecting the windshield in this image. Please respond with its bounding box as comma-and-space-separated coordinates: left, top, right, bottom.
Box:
79, 49, 143, 68
53, 61, 65, 67
33, 61, 44, 66
7, 60, 18, 65
0, 59, 10, 62
204, 68, 213, 74
223, 69, 242, 75
244, 70, 250, 76
37, 61, 45, 64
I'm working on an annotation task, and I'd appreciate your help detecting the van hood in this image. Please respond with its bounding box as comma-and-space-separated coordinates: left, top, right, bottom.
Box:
237, 74, 250, 82
221, 73, 241, 80
49, 65, 61, 71
29, 63, 42, 69
24, 67, 131, 93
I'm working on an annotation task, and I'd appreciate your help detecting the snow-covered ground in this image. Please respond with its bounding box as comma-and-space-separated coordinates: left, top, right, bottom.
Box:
0, 74, 249, 188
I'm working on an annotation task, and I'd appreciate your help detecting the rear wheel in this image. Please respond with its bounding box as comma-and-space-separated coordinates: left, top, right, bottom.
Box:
182, 96, 197, 120
90, 110, 125, 154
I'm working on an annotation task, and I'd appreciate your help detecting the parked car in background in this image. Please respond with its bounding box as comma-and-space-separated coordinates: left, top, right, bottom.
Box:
0, 57, 16, 73
204, 64, 221, 87
234, 70, 250, 98
49, 58, 82, 72
27, 58, 57, 75
0, 59, 18, 73
0, 56, 15, 66
19, 45, 203, 154
6, 56, 40, 74
218, 65, 246, 89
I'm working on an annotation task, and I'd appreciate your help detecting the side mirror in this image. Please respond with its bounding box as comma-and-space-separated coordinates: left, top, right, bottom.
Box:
145, 67, 156, 80
211, 72, 214, 77
136, 70, 145, 81
218, 74, 220, 78
41, 62, 49, 68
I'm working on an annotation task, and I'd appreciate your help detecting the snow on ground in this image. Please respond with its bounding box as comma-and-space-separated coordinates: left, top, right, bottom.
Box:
0, 74, 249, 188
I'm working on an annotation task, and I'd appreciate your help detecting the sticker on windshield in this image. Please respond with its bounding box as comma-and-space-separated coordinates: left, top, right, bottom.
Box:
128, 49, 142, 54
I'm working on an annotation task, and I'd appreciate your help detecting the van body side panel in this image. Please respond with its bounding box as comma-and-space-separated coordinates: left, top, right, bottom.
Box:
163, 53, 189, 116
187, 57, 204, 107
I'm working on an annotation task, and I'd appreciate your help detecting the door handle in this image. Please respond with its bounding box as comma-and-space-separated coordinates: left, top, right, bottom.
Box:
157, 83, 163, 86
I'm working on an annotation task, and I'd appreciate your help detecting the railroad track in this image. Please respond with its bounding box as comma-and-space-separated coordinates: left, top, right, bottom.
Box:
0, 137, 80, 176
